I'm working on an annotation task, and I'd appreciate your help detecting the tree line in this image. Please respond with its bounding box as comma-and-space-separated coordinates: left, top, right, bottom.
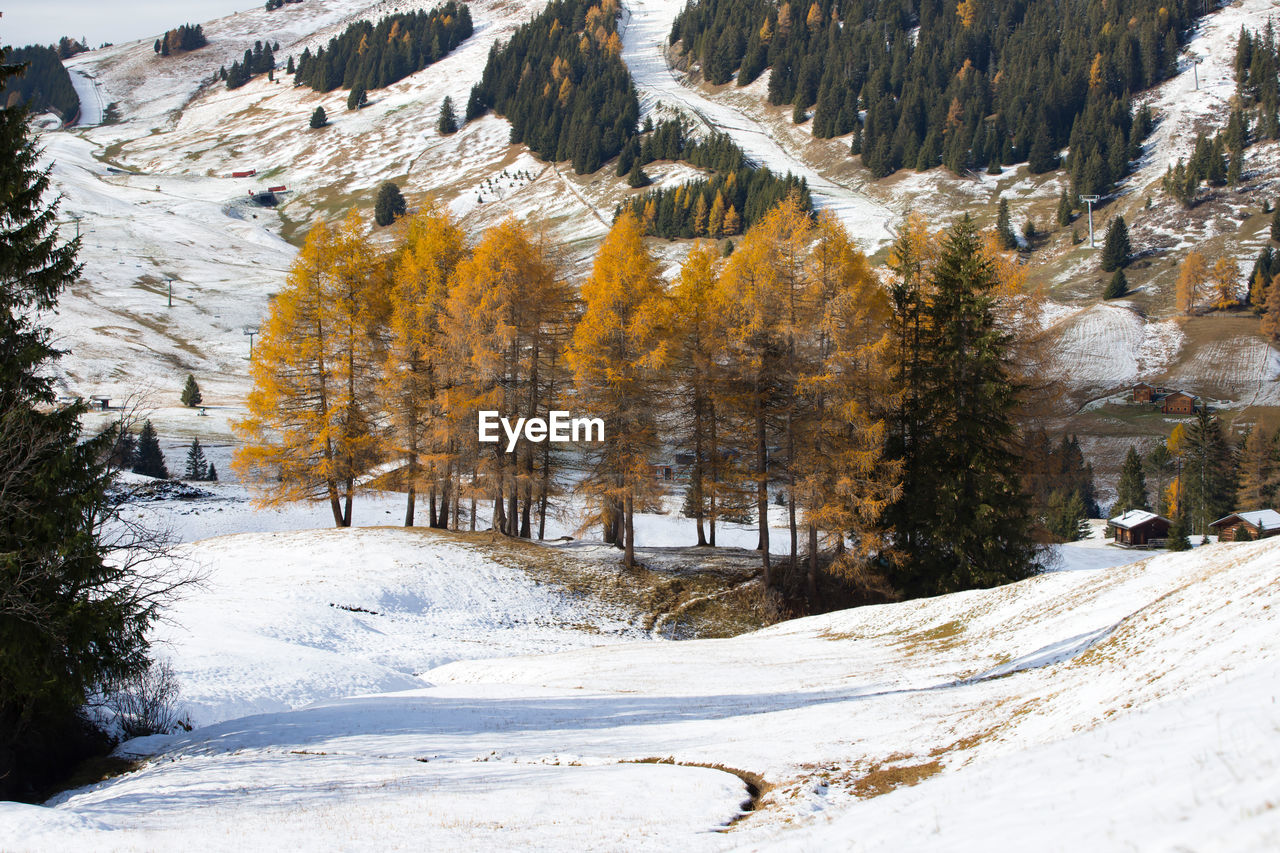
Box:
152, 24, 207, 57
466, 0, 637, 175
291, 5, 473, 95
669, 0, 1185, 194
0, 45, 79, 120
236, 194, 1068, 609
220, 40, 279, 89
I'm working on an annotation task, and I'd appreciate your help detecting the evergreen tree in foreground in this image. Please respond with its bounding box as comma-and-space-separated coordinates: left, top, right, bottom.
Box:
0, 54, 159, 798
374, 181, 407, 227
183, 437, 209, 480
310, 106, 328, 128
1114, 445, 1150, 514
181, 373, 202, 407
133, 420, 169, 478
1100, 215, 1132, 271
885, 216, 1040, 596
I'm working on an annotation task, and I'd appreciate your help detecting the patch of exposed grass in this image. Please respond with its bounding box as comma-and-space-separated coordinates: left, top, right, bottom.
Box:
850, 759, 942, 798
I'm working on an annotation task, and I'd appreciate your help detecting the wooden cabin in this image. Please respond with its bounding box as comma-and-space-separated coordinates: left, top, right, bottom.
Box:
1161, 391, 1196, 415
1110, 510, 1172, 547
1209, 510, 1280, 541
1132, 382, 1155, 404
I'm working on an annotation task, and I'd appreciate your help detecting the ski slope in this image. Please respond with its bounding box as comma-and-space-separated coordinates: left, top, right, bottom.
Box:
3, 510, 1276, 849
619, 0, 897, 251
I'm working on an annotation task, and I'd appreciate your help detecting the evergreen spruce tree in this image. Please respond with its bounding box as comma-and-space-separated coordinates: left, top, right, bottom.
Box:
183, 437, 209, 480
1057, 189, 1073, 227
437, 96, 458, 135
346, 85, 367, 111
132, 420, 169, 478
1100, 215, 1132, 271
374, 181, 407, 227
0, 55, 159, 798
995, 197, 1017, 249
1166, 507, 1192, 550
1271, 207, 1280, 242
1104, 269, 1128, 299
180, 373, 202, 407
207, 462, 218, 482
310, 106, 328, 128
627, 158, 651, 188
1181, 407, 1238, 536
1114, 445, 1150, 513
885, 216, 1039, 596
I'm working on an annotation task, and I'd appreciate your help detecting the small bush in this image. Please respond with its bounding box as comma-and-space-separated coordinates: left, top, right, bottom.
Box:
108, 658, 190, 739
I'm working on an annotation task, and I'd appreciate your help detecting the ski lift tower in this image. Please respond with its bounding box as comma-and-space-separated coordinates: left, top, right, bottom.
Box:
1191, 55, 1203, 90
243, 325, 260, 359
165, 277, 174, 308
1079, 195, 1101, 247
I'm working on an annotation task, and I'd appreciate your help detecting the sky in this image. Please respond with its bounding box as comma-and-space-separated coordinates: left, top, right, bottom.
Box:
4, 1, 256, 49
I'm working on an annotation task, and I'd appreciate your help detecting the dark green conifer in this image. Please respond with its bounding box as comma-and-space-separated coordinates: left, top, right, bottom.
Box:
183, 437, 209, 480
1104, 269, 1128, 299
374, 181, 406, 227
995, 197, 1017, 250
1100, 215, 1131, 271
132, 420, 169, 479
884, 216, 1039, 596
1114, 446, 1150, 513
180, 374, 202, 407
0, 57, 160, 796
310, 105, 328, 128
437, 96, 458, 134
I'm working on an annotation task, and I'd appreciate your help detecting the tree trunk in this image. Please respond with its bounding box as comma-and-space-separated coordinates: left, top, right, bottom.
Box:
624, 492, 635, 568
756, 401, 771, 586
709, 400, 718, 547
693, 394, 707, 546
342, 478, 353, 527
404, 485, 416, 527
428, 484, 438, 528
327, 478, 344, 528
807, 523, 819, 608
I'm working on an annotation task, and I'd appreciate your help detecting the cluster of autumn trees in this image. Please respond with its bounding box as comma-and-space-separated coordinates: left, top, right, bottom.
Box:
1112, 407, 1277, 543
235, 196, 1055, 602
1174, 238, 1280, 337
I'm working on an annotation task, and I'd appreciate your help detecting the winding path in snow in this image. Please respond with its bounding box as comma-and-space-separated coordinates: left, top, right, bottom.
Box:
619, 0, 896, 250
66, 66, 105, 127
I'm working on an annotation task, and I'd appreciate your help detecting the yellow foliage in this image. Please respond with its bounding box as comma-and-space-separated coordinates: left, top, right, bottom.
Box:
1089, 53, 1104, 89
957, 0, 977, 28
1176, 250, 1208, 314
233, 210, 388, 526
1211, 255, 1238, 310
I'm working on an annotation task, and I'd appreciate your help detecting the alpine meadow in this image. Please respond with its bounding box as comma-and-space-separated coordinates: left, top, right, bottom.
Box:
2, 0, 1280, 848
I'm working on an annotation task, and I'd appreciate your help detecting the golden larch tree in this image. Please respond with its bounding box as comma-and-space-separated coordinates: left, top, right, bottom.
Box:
568, 209, 668, 567
381, 202, 467, 527
234, 210, 388, 527
1176, 250, 1208, 315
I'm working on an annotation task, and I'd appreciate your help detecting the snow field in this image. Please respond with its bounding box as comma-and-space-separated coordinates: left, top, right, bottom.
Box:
5, 515, 1274, 849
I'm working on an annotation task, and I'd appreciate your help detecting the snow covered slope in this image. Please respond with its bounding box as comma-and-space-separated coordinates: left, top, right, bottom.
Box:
6, 530, 1275, 850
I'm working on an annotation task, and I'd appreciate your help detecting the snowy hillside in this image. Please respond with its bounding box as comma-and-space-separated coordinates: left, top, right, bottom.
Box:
3, 521, 1276, 849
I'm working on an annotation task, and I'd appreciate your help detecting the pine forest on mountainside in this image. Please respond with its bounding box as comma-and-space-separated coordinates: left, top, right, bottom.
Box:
669, 0, 1191, 193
